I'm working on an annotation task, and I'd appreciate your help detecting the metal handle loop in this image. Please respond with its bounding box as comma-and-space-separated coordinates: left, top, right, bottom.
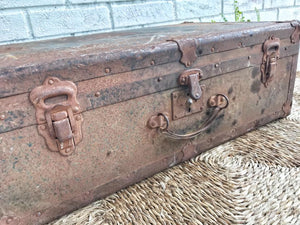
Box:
158, 94, 229, 140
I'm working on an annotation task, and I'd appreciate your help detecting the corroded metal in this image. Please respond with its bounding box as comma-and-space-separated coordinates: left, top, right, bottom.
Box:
260, 37, 280, 87
290, 20, 300, 44
169, 38, 198, 67
0, 22, 296, 98
29, 77, 83, 156
171, 88, 205, 120
150, 94, 229, 140
178, 69, 203, 100
0, 22, 299, 225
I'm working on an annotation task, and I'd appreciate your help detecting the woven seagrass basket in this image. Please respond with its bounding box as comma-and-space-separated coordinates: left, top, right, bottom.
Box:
51, 74, 300, 225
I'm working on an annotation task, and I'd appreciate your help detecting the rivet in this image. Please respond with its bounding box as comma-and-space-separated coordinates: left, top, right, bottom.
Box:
150, 121, 156, 127
157, 77, 162, 82
0, 114, 5, 120
65, 148, 71, 153
187, 98, 193, 105
95, 92, 100, 97
105, 67, 111, 73
211, 47, 215, 52
215, 63, 219, 68
207, 138, 212, 144
6, 218, 13, 224
48, 79, 54, 85
76, 115, 81, 121
186, 62, 191, 67
181, 77, 186, 83
151, 60, 155, 65
195, 93, 200, 98
36, 212, 42, 217
73, 106, 79, 112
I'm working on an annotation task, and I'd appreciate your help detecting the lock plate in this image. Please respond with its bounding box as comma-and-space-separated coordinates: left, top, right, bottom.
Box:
30, 77, 83, 156
171, 87, 205, 120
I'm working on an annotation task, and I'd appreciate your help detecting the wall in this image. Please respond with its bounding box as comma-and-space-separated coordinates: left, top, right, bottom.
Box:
0, 0, 299, 69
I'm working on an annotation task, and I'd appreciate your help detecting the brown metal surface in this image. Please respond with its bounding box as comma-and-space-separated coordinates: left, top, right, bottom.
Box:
1, 39, 298, 134
291, 20, 300, 43
260, 37, 280, 87
171, 88, 205, 120
0, 22, 295, 98
29, 77, 83, 155
169, 38, 197, 67
178, 68, 203, 100
0, 22, 299, 225
150, 94, 229, 140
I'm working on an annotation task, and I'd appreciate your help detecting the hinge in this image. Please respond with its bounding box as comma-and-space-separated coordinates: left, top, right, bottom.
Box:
169, 38, 198, 67
30, 77, 83, 156
291, 20, 300, 44
260, 36, 280, 87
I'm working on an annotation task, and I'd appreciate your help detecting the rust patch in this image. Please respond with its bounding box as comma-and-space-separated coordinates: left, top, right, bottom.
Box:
251, 67, 259, 79
169, 38, 197, 67
290, 20, 300, 44
232, 119, 237, 126
251, 80, 261, 93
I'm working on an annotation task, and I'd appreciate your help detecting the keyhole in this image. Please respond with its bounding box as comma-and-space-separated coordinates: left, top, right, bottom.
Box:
188, 107, 191, 112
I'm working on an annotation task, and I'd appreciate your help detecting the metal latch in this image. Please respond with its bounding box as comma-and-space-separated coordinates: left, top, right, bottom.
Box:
291, 20, 300, 44
260, 37, 280, 87
30, 77, 83, 156
178, 69, 203, 100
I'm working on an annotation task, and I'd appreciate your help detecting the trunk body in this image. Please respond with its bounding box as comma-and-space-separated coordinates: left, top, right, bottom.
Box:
0, 21, 299, 225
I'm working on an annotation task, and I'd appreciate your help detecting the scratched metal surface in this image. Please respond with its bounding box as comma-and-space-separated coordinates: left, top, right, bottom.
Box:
0, 21, 299, 224
0, 55, 294, 224
0, 22, 294, 98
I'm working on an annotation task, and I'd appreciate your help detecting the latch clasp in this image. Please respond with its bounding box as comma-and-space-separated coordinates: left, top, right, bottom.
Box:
291, 20, 300, 44
260, 37, 280, 87
178, 69, 203, 100
30, 77, 83, 156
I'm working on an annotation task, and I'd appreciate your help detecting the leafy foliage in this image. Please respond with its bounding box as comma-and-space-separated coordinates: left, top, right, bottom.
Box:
221, 0, 260, 22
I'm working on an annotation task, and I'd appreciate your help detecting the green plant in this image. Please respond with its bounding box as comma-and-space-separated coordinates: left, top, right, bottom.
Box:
220, 0, 260, 22
255, 7, 261, 22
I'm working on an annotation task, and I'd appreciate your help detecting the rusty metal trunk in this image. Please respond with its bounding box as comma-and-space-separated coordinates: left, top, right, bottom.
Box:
0, 21, 299, 225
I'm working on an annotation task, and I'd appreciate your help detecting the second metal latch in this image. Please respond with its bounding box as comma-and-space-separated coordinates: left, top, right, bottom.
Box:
261, 36, 280, 87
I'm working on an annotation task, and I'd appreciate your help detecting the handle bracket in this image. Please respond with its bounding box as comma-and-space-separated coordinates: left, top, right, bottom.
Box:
148, 94, 229, 140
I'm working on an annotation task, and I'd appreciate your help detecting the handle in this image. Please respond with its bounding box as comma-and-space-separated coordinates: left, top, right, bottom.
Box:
150, 94, 229, 140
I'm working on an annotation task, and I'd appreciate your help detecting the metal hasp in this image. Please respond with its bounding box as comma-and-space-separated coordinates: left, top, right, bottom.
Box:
260, 36, 280, 87
170, 38, 197, 67
179, 69, 203, 100
30, 77, 83, 156
291, 20, 300, 44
